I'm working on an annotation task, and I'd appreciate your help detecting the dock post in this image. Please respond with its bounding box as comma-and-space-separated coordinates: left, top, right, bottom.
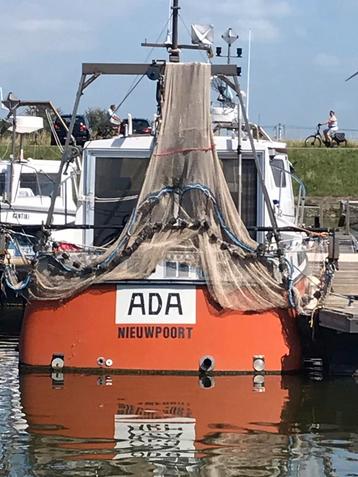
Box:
346, 200, 351, 235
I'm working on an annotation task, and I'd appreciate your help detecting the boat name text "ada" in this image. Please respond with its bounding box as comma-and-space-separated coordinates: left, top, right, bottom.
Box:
115, 286, 196, 325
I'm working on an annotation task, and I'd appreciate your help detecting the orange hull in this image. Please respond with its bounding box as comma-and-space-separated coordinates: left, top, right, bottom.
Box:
20, 373, 293, 462
20, 284, 302, 372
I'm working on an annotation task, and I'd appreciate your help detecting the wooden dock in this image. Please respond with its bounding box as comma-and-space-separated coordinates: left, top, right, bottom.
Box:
319, 232, 358, 332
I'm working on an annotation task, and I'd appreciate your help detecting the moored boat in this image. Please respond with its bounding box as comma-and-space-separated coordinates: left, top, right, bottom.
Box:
18, 0, 332, 373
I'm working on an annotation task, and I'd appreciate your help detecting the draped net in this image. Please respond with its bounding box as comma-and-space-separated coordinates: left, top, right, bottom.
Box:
29, 62, 291, 310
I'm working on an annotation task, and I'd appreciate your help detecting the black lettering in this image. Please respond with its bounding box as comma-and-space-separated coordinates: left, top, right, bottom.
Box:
165, 293, 183, 315
128, 293, 145, 315
118, 326, 194, 339
149, 293, 162, 315
145, 327, 154, 338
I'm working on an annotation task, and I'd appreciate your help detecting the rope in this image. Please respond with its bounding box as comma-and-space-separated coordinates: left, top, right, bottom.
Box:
113, 15, 173, 113
3, 265, 31, 292
154, 144, 215, 157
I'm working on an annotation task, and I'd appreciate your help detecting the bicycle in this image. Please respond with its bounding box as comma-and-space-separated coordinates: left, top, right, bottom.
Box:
304, 124, 347, 147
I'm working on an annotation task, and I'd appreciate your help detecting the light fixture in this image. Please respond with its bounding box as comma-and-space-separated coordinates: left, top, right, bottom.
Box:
253, 354, 265, 372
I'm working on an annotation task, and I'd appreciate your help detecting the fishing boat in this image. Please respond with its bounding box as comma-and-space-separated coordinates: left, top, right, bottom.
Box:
0, 95, 80, 297
19, 0, 332, 373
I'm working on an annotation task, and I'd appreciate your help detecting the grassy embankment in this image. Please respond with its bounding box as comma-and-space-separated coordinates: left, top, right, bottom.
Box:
287, 145, 358, 197
0, 144, 62, 161
287, 144, 358, 226
1, 139, 358, 198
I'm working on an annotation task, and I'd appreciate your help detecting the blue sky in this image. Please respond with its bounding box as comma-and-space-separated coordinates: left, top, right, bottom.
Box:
1, 0, 358, 136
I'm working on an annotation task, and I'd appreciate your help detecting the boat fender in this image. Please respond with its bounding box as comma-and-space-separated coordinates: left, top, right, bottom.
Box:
97, 356, 106, 367
199, 355, 215, 373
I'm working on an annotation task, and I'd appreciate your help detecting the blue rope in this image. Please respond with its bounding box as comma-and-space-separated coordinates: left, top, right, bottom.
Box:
134, 183, 257, 253
3, 266, 31, 292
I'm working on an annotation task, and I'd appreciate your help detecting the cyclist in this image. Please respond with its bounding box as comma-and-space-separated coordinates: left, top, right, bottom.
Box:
320, 110, 338, 145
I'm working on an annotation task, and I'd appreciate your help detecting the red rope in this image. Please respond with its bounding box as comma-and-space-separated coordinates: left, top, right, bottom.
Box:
154, 144, 215, 157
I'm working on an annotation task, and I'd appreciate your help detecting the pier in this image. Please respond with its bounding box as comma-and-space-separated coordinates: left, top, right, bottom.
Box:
318, 232, 358, 332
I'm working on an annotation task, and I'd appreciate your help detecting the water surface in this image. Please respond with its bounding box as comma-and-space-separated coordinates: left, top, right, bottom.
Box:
1, 310, 358, 476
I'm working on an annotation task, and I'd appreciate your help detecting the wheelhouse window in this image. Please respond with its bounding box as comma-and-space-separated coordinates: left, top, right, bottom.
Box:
270, 158, 286, 187
0, 172, 5, 196
19, 173, 59, 197
94, 156, 149, 246
220, 154, 258, 232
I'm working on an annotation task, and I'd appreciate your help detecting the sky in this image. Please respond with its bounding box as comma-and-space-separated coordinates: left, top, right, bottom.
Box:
1, 0, 358, 137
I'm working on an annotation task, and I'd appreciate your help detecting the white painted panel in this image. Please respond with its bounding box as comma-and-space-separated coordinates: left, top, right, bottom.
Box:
116, 285, 196, 324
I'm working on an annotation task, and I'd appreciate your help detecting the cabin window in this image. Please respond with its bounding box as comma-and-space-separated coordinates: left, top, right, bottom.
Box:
0, 173, 5, 196
165, 261, 190, 278
94, 156, 149, 246
221, 158, 239, 208
19, 173, 59, 197
270, 158, 286, 188
220, 155, 258, 233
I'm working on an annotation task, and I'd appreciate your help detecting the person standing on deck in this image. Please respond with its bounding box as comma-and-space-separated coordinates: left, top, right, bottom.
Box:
107, 104, 121, 133
321, 110, 338, 145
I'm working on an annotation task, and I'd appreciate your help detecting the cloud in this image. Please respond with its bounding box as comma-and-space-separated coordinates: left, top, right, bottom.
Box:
0, 0, 146, 61
184, 0, 292, 41
313, 53, 340, 68
15, 19, 88, 34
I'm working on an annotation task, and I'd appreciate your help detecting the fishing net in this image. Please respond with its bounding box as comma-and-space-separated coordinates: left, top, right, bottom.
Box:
29, 62, 294, 310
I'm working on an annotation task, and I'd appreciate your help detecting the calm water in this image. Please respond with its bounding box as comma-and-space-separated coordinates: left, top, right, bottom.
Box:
1, 310, 358, 476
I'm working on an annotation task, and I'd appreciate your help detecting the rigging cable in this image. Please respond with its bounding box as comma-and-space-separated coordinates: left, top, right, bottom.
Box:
113, 14, 174, 113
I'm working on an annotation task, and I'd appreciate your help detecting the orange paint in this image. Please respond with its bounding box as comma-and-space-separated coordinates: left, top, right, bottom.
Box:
21, 374, 290, 450
20, 283, 302, 372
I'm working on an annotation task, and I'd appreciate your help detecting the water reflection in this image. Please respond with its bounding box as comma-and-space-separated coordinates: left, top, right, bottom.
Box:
1, 315, 358, 477
0, 308, 30, 477
17, 372, 358, 476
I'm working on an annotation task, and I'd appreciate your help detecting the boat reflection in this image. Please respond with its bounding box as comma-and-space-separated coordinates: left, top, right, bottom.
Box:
19, 373, 358, 476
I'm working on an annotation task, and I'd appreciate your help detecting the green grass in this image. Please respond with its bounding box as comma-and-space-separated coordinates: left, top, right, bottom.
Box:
1, 141, 357, 198
288, 147, 358, 197
0, 144, 62, 161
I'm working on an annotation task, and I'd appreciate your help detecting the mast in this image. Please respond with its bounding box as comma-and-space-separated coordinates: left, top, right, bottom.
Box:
1, 93, 21, 203
170, 0, 180, 62
141, 0, 212, 61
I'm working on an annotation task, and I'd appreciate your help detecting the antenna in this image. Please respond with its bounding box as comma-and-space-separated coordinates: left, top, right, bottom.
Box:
165, 0, 172, 45
141, 0, 213, 62
246, 30, 252, 120
221, 27, 239, 64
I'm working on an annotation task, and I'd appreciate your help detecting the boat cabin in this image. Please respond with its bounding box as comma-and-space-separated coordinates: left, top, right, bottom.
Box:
77, 131, 298, 249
